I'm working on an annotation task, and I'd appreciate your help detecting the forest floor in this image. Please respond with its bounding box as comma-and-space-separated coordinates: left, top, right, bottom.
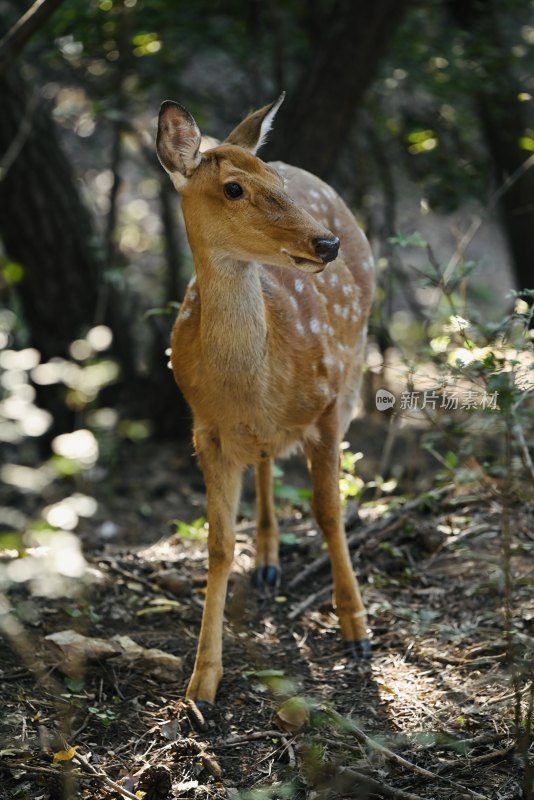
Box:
0, 436, 533, 800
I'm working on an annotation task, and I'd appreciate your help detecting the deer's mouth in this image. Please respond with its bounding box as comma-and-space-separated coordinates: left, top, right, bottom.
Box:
282, 250, 325, 273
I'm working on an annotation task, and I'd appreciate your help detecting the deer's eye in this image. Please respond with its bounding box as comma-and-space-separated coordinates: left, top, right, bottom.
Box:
224, 182, 244, 199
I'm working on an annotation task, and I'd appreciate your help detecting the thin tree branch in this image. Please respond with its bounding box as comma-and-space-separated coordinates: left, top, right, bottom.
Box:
0, 0, 66, 77
0, 90, 38, 183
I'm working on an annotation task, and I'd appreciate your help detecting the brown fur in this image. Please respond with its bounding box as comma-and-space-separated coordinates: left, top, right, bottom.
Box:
157, 99, 375, 703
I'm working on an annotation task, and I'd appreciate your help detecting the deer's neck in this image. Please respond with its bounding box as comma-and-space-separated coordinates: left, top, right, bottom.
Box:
195, 255, 268, 375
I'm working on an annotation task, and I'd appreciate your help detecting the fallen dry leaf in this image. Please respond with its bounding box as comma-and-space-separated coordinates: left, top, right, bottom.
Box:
275, 696, 310, 733
45, 630, 182, 680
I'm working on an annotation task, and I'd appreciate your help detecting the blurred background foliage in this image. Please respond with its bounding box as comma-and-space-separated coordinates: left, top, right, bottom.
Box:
0, 0, 532, 491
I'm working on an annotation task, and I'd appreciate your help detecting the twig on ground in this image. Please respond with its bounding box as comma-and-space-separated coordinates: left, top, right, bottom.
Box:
96, 557, 179, 600
437, 742, 516, 771
288, 518, 398, 590
287, 585, 332, 621
326, 709, 488, 800
289, 485, 451, 590
318, 766, 425, 800
73, 751, 139, 800
0, 760, 79, 778
480, 686, 530, 707
220, 730, 291, 746
70, 714, 91, 740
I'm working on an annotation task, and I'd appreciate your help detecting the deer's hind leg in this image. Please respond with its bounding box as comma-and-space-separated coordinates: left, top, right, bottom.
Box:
306, 409, 370, 657
251, 457, 280, 589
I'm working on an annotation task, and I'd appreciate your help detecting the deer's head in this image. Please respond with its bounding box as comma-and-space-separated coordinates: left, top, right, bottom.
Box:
156, 94, 339, 273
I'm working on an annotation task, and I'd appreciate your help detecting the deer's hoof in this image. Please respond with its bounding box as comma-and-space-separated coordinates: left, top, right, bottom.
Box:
344, 639, 372, 660
251, 565, 280, 590
193, 699, 212, 713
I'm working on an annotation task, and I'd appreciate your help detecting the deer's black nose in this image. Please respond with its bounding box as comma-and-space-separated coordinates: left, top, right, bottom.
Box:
314, 236, 339, 263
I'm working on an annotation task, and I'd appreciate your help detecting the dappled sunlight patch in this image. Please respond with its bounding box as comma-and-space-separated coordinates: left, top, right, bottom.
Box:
52, 428, 99, 468
0, 347, 54, 439
371, 654, 444, 724
1, 464, 55, 494
43, 493, 98, 531
2, 530, 88, 597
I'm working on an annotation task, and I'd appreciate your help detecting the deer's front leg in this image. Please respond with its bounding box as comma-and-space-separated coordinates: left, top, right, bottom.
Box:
251, 457, 280, 590
187, 430, 243, 704
306, 415, 370, 657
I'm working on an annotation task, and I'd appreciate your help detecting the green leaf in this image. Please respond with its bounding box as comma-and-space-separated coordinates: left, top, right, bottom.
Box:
389, 231, 428, 248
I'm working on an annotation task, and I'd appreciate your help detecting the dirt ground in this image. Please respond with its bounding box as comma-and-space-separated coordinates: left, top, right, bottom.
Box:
0, 433, 533, 800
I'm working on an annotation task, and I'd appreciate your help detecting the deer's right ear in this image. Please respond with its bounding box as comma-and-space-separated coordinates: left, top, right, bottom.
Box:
156, 101, 202, 189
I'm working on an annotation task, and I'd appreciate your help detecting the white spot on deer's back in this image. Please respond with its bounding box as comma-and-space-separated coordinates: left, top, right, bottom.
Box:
351, 298, 361, 323
316, 273, 325, 285
329, 272, 339, 287
310, 318, 320, 334
189, 290, 198, 301
342, 284, 353, 296
295, 279, 304, 293
289, 295, 298, 310
333, 303, 342, 316
181, 308, 192, 321
363, 255, 375, 272
296, 321, 305, 335
188, 274, 197, 287
309, 189, 320, 198
310, 203, 319, 212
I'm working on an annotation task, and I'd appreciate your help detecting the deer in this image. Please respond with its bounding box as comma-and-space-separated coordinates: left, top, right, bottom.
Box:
156, 94, 375, 705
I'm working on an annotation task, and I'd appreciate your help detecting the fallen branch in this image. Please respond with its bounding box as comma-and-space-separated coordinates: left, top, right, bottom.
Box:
437, 742, 516, 771
288, 517, 399, 591
0, 760, 80, 778
325, 709, 488, 800
287, 585, 332, 621
73, 751, 139, 800
220, 730, 291, 746
96, 557, 180, 601
317, 766, 424, 800
289, 486, 451, 590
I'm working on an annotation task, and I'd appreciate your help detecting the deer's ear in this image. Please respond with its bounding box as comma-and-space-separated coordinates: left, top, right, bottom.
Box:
225, 93, 285, 155
157, 101, 202, 189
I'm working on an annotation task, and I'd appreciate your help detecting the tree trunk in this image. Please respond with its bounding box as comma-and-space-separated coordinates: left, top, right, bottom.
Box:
448, 0, 534, 295
0, 73, 101, 360
0, 72, 189, 438
266, 0, 410, 180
